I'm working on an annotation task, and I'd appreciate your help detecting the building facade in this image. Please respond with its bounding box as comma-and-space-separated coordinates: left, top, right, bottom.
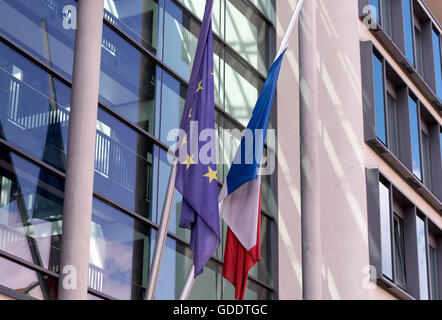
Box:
0, 0, 440, 300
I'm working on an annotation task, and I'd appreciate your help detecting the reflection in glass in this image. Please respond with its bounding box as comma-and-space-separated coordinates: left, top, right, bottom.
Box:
179, 0, 224, 37
382, 0, 392, 38
421, 131, 431, 189
0, 257, 58, 299
159, 71, 186, 147
99, 25, 158, 134
226, 0, 272, 74
0, 146, 63, 272
224, 50, 262, 126
155, 236, 220, 299
386, 93, 398, 157
0, 0, 76, 79
379, 181, 393, 280
402, 0, 415, 66
104, 0, 161, 55
429, 246, 439, 300
0, 41, 70, 172
416, 215, 428, 300
372, 53, 386, 145
432, 30, 442, 100
370, 0, 380, 22
414, 27, 424, 77
408, 97, 421, 180
90, 198, 155, 300
249, 214, 272, 286
393, 215, 406, 287
93, 109, 155, 220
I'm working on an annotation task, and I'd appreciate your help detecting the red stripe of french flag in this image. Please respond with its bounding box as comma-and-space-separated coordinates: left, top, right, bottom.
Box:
221, 186, 261, 300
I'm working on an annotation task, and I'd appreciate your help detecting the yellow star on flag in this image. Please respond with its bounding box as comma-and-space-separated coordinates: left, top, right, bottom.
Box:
195, 80, 204, 93
181, 134, 187, 146
188, 108, 192, 118
203, 167, 218, 183
182, 154, 196, 170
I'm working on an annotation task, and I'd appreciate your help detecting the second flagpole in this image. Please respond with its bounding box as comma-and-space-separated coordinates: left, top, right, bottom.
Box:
177, 0, 305, 300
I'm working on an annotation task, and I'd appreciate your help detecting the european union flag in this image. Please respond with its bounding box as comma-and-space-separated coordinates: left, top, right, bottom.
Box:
174, 0, 220, 277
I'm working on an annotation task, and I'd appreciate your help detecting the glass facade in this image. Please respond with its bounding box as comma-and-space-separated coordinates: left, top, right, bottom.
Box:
0, 0, 277, 300
416, 215, 429, 300
379, 181, 393, 280
432, 29, 442, 100
373, 53, 386, 145
408, 97, 421, 180
402, 0, 415, 66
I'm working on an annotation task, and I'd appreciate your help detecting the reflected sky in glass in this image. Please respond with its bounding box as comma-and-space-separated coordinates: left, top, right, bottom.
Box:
408, 97, 422, 180
416, 216, 429, 300
379, 181, 393, 280
373, 53, 386, 145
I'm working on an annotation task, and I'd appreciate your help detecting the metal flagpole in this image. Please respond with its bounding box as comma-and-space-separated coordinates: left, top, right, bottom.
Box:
179, 265, 195, 300
145, 158, 178, 300
177, 0, 305, 301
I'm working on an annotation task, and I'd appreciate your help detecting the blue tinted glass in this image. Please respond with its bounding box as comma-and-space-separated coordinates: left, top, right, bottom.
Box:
432, 30, 442, 100
159, 71, 186, 146
402, 0, 415, 66
103, 0, 161, 55
373, 54, 386, 144
379, 181, 393, 280
0, 145, 64, 272
416, 216, 429, 300
0, 41, 70, 171
409, 97, 422, 180
0, 0, 76, 79
94, 108, 156, 220
155, 236, 219, 300
99, 25, 159, 134
90, 198, 155, 299
370, 0, 380, 22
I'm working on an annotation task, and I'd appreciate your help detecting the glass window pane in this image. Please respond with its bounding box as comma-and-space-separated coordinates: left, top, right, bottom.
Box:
90, 198, 155, 300
99, 25, 158, 135
224, 50, 263, 127
429, 246, 439, 300
249, 0, 276, 25
0, 146, 63, 271
0, 0, 76, 79
421, 131, 431, 189
0, 41, 70, 172
179, 0, 223, 38
370, 0, 380, 22
372, 53, 386, 144
416, 215, 429, 300
226, 0, 272, 74
93, 109, 156, 220
379, 181, 393, 280
0, 257, 58, 300
393, 216, 406, 286
248, 214, 273, 286
408, 97, 421, 180
402, 0, 415, 66
432, 30, 442, 100
386, 93, 398, 157
104, 0, 161, 56
155, 236, 220, 300
415, 27, 424, 77
382, 0, 392, 38
162, 0, 223, 107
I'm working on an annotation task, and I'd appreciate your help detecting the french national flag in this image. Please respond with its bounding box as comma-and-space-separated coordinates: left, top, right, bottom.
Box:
219, 50, 286, 300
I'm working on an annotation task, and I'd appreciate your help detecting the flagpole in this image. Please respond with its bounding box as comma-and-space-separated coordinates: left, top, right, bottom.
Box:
145, 158, 178, 300
177, 0, 305, 301
179, 265, 195, 300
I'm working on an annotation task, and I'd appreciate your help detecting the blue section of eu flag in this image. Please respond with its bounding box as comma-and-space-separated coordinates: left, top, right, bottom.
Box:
174, 0, 220, 277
